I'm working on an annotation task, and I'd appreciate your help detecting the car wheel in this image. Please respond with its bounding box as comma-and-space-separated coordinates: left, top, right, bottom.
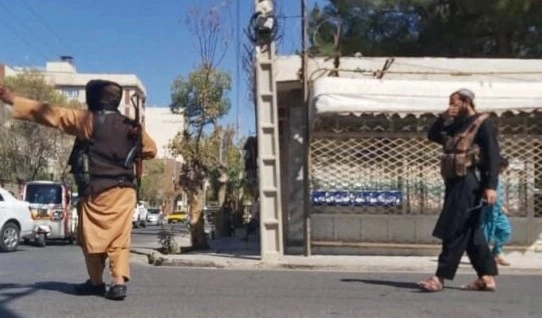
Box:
141, 220, 147, 228
0, 222, 20, 252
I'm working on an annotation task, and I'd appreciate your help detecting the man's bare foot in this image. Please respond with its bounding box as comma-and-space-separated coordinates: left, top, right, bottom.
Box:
417, 276, 444, 292
495, 255, 511, 266
461, 276, 496, 291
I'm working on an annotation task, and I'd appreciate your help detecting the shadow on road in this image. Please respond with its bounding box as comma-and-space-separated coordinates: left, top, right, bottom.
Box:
33, 281, 79, 296
341, 278, 464, 292
0, 283, 38, 318
0, 280, 91, 317
341, 278, 421, 290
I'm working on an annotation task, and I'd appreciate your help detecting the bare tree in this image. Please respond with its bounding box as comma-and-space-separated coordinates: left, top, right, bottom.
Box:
169, 1, 233, 249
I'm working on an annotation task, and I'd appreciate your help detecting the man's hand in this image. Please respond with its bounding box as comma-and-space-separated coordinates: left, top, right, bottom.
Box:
0, 82, 15, 105
446, 104, 460, 117
484, 189, 497, 205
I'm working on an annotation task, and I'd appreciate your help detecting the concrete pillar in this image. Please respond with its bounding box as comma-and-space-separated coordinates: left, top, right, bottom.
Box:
253, 0, 284, 262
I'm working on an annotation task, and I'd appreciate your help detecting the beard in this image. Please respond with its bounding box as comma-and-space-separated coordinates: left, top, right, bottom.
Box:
449, 104, 472, 129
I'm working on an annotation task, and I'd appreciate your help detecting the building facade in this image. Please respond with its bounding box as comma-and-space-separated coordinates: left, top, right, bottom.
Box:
143, 106, 187, 213
248, 55, 542, 256
143, 106, 186, 159
1, 56, 146, 122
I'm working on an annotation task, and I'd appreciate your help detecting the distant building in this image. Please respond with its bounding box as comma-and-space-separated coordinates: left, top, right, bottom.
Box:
144, 106, 187, 159
1, 56, 146, 122
143, 106, 188, 213
1, 58, 187, 209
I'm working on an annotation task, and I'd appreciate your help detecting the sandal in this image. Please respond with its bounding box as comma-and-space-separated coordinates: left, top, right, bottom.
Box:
461, 278, 496, 292
495, 256, 511, 266
417, 276, 443, 292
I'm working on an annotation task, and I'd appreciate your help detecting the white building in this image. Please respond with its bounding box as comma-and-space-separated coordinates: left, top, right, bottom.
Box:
258, 55, 542, 255
1, 56, 146, 122
144, 106, 186, 159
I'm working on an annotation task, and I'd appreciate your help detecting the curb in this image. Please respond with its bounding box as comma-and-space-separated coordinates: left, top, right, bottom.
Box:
132, 249, 542, 275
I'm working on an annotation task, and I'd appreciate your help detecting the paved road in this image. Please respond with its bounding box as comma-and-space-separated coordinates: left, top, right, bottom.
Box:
0, 227, 540, 318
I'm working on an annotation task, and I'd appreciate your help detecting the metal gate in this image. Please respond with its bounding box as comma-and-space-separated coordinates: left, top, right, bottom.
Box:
308, 112, 542, 246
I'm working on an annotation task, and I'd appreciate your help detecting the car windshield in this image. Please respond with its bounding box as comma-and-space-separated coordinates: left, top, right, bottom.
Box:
149, 209, 160, 214
24, 184, 63, 204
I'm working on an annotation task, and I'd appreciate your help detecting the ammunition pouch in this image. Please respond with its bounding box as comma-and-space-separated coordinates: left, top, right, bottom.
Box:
439, 114, 488, 179
68, 140, 91, 194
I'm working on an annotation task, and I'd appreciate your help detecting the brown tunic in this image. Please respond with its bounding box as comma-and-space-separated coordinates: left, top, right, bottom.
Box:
11, 97, 157, 278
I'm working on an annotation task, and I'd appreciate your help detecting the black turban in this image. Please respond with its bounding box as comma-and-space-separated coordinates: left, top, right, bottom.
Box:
85, 79, 123, 112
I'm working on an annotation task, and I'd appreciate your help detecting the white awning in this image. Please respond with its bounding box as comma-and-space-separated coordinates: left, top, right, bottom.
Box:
311, 77, 542, 118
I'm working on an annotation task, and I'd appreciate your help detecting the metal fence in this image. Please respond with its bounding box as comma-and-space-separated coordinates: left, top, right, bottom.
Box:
309, 112, 542, 219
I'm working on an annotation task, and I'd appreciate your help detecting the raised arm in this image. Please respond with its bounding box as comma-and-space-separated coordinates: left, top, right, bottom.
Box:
11, 96, 93, 140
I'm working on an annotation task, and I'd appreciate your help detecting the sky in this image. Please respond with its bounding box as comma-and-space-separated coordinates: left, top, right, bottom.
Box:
0, 0, 324, 137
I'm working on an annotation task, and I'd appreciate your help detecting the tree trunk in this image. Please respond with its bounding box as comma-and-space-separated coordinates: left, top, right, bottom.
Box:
188, 189, 210, 250
215, 167, 229, 236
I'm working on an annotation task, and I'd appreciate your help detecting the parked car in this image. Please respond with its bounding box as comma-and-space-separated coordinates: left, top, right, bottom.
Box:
0, 187, 34, 252
166, 210, 187, 224
132, 201, 148, 228
146, 207, 164, 226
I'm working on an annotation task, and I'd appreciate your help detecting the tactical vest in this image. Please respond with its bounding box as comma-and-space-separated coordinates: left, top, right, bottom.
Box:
68, 110, 137, 196
439, 113, 489, 179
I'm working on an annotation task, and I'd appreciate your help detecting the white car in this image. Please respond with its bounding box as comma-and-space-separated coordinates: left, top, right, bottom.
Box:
132, 201, 148, 228
146, 207, 164, 226
0, 187, 34, 252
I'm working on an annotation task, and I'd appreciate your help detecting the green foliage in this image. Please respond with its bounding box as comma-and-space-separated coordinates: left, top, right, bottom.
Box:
169, 66, 231, 132
157, 226, 179, 255
0, 70, 83, 182
168, 66, 233, 196
140, 159, 166, 206
309, 0, 542, 58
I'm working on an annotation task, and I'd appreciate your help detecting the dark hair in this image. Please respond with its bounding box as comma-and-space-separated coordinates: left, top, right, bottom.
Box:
500, 156, 509, 170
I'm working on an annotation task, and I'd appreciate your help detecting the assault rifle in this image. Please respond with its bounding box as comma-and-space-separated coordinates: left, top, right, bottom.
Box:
125, 92, 145, 201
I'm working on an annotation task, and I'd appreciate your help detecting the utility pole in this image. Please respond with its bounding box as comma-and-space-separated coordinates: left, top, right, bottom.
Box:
301, 0, 311, 256
252, 0, 284, 262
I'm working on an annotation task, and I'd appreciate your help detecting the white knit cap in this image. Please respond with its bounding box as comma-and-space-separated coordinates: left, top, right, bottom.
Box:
454, 88, 475, 100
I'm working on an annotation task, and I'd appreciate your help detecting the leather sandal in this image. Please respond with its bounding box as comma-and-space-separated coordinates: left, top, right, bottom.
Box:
495, 255, 511, 266
461, 278, 496, 292
417, 276, 443, 292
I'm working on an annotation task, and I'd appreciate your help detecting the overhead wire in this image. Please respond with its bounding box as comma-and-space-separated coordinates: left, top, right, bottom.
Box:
20, 0, 75, 56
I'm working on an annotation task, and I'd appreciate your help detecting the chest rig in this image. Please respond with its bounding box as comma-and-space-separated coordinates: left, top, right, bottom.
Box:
440, 113, 489, 179
68, 110, 137, 196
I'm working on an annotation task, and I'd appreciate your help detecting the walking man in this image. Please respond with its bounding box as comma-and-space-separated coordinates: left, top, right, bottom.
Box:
418, 88, 500, 292
0, 80, 157, 300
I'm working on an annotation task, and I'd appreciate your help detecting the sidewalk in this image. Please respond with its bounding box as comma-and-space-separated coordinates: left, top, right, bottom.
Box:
131, 230, 542, 274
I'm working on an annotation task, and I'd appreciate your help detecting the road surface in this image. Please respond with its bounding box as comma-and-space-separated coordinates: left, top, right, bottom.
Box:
0, 226, 540, 318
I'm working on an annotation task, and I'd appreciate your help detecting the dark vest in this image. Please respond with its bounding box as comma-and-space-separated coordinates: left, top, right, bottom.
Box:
439, 113, 489, 179
69, 110, 137, 196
